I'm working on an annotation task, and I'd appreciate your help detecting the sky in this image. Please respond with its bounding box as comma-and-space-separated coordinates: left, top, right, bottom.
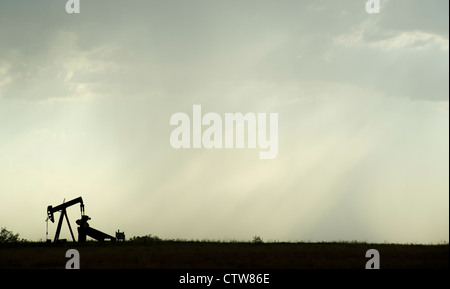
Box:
0, 0, 448, 243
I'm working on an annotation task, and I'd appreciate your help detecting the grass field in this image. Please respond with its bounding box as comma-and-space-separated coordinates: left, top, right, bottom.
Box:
0, 241, 448, 269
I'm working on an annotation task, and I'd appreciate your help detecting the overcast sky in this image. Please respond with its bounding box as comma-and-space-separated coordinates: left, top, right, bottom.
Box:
0, 0, 448, 243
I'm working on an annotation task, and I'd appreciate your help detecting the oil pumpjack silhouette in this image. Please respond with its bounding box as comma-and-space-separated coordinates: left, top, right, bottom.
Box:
46, 196, 119, 243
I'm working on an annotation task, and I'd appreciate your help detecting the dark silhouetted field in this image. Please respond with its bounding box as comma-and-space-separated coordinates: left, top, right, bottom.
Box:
0, 241, 448, 269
